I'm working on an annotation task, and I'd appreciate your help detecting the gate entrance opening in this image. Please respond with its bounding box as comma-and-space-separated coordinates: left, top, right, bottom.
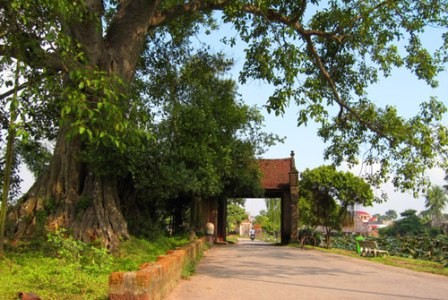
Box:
213, 151, 299, 244
241, 198, 281, 241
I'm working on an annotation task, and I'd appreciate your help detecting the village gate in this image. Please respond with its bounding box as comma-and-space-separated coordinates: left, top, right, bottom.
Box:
206, 151, 299, 244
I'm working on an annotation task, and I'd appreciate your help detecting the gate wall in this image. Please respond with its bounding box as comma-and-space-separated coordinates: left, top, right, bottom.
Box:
211, 151, 299, 244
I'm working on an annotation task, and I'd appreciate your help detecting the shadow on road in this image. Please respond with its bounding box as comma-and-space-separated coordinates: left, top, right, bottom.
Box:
167, 238, 448, 300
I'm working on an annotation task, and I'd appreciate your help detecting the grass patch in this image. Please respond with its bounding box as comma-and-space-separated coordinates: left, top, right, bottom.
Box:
112, 236, 189, 271
291, 245, 448, 276
0, 252, 109, 299
181, 260, 198, 279
226, 234, 239, 244
371, 256, 448, 275
0, 234, 190, 299
180, 242, 209, 279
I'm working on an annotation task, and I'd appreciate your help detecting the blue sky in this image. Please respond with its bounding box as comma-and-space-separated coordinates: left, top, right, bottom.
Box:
195, 15, 448, 217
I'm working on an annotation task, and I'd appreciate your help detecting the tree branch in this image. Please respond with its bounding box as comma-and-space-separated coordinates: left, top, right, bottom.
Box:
149, 0, 230, 27
233, 2, 394, 142
0, 37, 65, 72
105, 0, 162, 79
302, 34, 395, 143
64, 0, 106, 65
0, 82, 28, 101
150, 1, 395, 142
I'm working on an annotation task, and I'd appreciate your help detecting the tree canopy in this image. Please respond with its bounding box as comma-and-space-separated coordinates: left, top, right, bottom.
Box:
381, 209, 425, 236
299, 165, 375, 245
264, 198, 281, 235
424, 185, 448, 222
1, 0, 448, 247
2, 0, 446, 192
227, 203, 248, 233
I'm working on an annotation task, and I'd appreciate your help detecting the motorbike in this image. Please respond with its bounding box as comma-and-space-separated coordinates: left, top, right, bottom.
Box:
250, 233, 255, 241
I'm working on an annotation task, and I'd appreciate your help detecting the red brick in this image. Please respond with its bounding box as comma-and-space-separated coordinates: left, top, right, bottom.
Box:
109, 238, 205, 300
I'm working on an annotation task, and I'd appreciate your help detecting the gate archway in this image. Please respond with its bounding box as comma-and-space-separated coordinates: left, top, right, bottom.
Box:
214, 151, 299, 244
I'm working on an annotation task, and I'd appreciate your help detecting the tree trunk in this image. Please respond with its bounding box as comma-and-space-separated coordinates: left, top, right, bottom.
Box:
11, 127, 129, 250
10, 0, 163, 250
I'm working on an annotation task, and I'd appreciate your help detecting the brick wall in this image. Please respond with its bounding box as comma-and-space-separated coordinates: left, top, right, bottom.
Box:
109, 238, 205, 300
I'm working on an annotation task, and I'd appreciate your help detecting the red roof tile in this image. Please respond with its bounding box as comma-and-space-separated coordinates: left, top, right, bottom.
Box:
258, 158, 291, 189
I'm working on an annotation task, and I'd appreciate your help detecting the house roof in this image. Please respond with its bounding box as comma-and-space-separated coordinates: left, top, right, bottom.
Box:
258, 158, 292, 190
356, 211, 371, 216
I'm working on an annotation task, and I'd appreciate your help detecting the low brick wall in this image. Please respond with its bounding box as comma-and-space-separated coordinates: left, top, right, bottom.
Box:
109, 238, 205, 300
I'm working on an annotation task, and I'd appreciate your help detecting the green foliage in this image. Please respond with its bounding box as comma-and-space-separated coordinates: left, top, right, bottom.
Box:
298, 228, 322, 247
424, 185, 448, 220
373, 210, 399, 222
254, 212, 270, 230
0, 60, 22, 253
227, 203, 248, 233
222, 0, 448, 194
0, 227, 113, 299
2, 0, 448, 249
15, 139, 52, 178
332, 234, 448, 267
228, 198, 246, 206
180, 245, 206, 280
63, 68, 152, 159
254, 209, 279, 239
385, 209, 398, 221
0, 234, 190, 298
181, 260, 197, 279
0, 148, 22, 203
265, 198, 281, 234
42, 197, 57, 215
121, 51, 274, 234
47, 229, 113, 275
138, 51, 272, 198
0, 254, 108, 299
330, 234, 358, 252
299, 165, 376, 245
126, 211, 167, 240
380, 209, 426, 236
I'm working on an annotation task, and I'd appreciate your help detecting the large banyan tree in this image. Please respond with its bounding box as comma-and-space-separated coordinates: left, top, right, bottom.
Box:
1, 0, 447, 249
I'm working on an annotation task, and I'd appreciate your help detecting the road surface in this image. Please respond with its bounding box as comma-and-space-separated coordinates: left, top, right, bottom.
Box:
166, 238, 448, 300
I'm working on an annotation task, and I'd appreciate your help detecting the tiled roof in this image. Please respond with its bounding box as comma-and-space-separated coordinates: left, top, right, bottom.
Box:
356, 211, 371, 216
258, 158, 292, 189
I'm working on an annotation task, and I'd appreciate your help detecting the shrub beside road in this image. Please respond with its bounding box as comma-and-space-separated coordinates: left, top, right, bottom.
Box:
294, 235, 448, 276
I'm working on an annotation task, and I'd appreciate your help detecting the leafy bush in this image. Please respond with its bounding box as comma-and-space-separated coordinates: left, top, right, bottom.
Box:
332, 234, 448, 267
376, 235, 448, 267
378, 209, 425, 237
47, 228, 113, 275
298, 228, 322, 247
330, 234, 356, 251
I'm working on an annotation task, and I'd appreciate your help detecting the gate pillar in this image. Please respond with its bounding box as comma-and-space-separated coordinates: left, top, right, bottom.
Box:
289, 151, 299, 242
280, 151, 299, 243
216, 197, 227, 242
281, 193, 292, 244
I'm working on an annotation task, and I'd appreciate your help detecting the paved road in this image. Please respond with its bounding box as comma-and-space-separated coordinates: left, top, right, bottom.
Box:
166, 238, 448, 300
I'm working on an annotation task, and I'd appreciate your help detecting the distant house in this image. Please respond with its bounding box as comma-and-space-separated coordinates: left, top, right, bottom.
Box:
253, 223, 262, 236
357, 211, 372, 222
342, 211, 389, 235
239, 218, 251, 236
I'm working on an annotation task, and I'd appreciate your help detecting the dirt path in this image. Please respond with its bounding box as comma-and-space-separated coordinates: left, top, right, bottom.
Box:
166, 238, 448, 300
